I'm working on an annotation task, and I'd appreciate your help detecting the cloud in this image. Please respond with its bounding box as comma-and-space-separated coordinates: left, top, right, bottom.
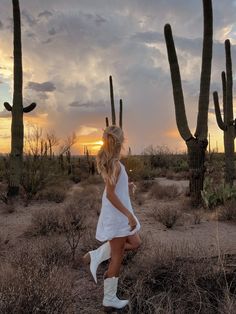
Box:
0, 0, 235, 153
69, 101, 105, 110
38, 10, 53, 19
22, 10, 37, 27
48, 27, 57, 36
27, 81, 56, 92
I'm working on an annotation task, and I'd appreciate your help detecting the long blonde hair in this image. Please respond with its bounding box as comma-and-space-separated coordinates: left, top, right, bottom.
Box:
96, 126, 124, 185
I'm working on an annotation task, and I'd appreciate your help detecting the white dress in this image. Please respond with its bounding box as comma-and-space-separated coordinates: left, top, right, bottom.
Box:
96, 161, 141, 242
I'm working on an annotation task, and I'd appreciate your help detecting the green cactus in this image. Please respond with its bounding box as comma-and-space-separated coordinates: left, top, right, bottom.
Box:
107, 76, 123, 129
213, 39, 235, 186
164, 0, 213, 206
109, 75, 116, 125
119, 99, 123, 129
4, 0, 36, 196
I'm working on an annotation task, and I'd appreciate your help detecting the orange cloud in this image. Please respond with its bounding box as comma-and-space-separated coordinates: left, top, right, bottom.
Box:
165, 128, 180, 139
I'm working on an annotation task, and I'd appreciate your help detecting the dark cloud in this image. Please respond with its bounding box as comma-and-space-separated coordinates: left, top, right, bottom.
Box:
42, 38, 53, 44
38, 10, 53, 19
22, 10, 37, 27
0, 20, 3, 29
48, 27, 57, 36
27, 81, 56, 92
69, 101, 105, 109
27, 32, 36, 39
95, 15, 107, 26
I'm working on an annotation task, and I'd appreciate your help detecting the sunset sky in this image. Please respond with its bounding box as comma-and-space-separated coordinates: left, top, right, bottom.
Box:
1, 0, 236, 155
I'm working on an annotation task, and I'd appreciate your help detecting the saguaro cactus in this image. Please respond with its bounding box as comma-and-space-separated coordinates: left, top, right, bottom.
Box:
107, 75, 123, 129
213, 39, 235, 186
4, 0, 36, 196
164, 0, 213, 206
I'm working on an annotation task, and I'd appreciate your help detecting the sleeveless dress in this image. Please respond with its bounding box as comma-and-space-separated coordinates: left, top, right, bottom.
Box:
96, 161, 141, 242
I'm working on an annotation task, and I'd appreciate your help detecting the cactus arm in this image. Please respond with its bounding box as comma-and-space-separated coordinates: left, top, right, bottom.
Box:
4, 102, 12, 111
109, 75, 116, 125
213, 91, 227, 131
164, 24, 192, 141
221, 71, 227, 122
23, 102, 36, 113
195, 0, 213, 140
225, 40, 233, 124
13, 0, 23, 111
119, 99, 123, 129
105, 117, 109, 127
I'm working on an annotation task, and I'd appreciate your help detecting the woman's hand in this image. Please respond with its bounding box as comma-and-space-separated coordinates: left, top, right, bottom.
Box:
127, 213, 137, 231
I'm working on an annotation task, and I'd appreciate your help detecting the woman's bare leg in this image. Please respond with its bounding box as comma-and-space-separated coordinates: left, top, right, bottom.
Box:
106, 236, 127, 278
125, 233, 141, 251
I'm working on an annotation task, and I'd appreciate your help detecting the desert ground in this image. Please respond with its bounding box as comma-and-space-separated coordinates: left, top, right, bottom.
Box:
0, 153, 235, 313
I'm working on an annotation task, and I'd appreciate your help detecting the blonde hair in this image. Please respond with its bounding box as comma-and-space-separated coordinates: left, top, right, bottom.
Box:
96, 126, 124, 185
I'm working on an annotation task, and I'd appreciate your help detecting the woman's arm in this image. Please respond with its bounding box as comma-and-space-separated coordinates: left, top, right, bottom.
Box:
106, 163, 137, 230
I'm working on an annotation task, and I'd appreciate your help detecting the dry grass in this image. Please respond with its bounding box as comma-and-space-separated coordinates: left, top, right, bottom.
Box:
71, 184, 101, 215
119, 237, 236, 314
60, 203, 85, 261
218, 200, 236, 221
0, 240, 76, 314
150, 181, 180, 200
138, 180, 154, 193
29, 207, 61, 236
151, 204, 182, 228
36, 185, 67, 203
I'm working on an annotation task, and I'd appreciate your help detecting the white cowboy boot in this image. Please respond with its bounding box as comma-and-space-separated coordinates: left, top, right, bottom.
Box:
103, 277, 129, 311
83, 241, 111, 283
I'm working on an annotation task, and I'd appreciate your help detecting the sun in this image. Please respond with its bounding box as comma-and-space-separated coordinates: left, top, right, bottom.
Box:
94, 140, 104, 146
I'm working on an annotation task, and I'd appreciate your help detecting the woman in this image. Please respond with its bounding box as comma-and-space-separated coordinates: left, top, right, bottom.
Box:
83, 125, 141, 311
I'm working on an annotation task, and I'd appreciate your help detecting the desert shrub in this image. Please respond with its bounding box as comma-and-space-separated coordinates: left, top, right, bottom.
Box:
71, 185, 101, 215
0, 202, 15, 213
36, 185, 67, 203
80, 174, 103, 187
166, 169, 189, 180
60, 203, 85, 261
39, 237, 71, 266
29, 208, 61, 236
192, 210, 202, 224
134, 193, 146, 206
21, 155, 49, 202
151, 205, 181, 228
201, 177, 236, 209
119, 241, 236, 314
218, 200, 236, 221
0, 243, 75, 314
138, 180, 154, 193
150, 181, 180, 200
170, 156, 189, 173
122, 156, 153, 181
80, 229, 101, 254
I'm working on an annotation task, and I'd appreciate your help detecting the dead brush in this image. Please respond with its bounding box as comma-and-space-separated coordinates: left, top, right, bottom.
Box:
119, 239, 236, 314
150, 181, 180, 200
151, 204, 182, 228
36, 185, 67, 203
71, 184, 101, 215
0, 241, 76, 314
138, 180, 154, 193
28, 207, 61, 236
39, 237, 71, 267
60, 203, 85, 261
218, 199, 236, 221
